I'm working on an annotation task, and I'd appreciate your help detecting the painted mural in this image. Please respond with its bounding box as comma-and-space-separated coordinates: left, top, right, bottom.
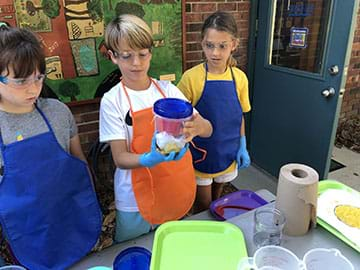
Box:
0, 0, 183, 102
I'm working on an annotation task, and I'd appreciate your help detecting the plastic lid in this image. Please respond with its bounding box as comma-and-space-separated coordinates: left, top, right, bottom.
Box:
113, 247, 151, 270
153, 98, 193, 119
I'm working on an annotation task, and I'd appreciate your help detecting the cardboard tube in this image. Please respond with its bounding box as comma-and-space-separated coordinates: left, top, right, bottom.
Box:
275, 163, 319, 236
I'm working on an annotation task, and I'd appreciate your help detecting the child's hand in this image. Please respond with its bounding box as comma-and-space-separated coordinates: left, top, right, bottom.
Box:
182, 113, 212, 142
139, 136, 176, 167
237, 136, 251, 169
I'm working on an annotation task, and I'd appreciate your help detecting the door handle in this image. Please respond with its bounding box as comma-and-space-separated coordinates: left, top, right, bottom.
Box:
321, 87, 335, 98
328, 65, 339, 76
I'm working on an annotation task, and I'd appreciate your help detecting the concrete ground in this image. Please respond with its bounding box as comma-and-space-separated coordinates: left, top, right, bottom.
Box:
329, 146, 360, 191
232, 146, 360, 193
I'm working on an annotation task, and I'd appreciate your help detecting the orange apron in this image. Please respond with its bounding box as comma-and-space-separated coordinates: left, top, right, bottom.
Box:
122, 79, 196, 224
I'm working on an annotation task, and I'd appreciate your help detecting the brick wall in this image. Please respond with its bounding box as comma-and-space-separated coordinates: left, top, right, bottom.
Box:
69, 99, 100, 157
184, 0, 251, 71
340, 7, 360, 120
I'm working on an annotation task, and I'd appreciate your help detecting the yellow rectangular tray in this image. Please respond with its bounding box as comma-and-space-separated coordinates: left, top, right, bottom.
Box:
150, 220, 248, 270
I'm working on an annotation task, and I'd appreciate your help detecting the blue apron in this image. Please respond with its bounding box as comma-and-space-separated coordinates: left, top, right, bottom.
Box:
0, 105, 102, 270
191, 64, 243, 174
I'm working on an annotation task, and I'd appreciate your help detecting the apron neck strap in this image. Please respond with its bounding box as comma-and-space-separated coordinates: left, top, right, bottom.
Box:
121, 78, 166, 113
204, 63, 236, 85
35, 102, 54, 133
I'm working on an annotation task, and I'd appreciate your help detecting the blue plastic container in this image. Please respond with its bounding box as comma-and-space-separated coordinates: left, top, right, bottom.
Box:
113, 246, 151, 270
153, 98, 193, 137
153, 98, 193, 119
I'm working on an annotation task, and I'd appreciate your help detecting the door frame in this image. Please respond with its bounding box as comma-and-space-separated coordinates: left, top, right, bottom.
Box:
246, 0, 359, 177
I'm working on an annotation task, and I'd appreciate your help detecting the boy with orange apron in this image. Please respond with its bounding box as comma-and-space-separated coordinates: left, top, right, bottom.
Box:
100, 15, 212, 242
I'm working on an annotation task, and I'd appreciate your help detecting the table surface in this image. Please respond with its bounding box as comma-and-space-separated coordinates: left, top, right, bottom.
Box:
69, 189, 359, 269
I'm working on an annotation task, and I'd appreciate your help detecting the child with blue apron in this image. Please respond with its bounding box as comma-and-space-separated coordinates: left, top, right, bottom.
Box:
0, 26, 102, 270
0, 104, 102, 270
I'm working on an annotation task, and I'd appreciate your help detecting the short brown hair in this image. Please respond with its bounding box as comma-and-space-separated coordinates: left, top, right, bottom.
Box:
0, 25, 45, 78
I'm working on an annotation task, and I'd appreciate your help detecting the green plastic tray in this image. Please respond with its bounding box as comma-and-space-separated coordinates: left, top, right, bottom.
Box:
317, 180, 360, 253
150, 220, 247, 270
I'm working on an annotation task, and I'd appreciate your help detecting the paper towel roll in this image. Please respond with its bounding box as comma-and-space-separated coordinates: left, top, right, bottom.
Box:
275, 163, 319, 236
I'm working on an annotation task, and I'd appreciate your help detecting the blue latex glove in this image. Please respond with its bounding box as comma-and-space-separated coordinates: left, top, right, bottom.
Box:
237, 135, 251, 170
139, 136, 188, 167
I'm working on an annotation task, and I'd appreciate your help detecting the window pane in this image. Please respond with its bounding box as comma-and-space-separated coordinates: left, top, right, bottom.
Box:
270, 0, 331, 73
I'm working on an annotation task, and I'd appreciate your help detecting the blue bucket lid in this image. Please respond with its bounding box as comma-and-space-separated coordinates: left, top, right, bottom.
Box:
113, 247, 151, 270
153, 98, 193, 119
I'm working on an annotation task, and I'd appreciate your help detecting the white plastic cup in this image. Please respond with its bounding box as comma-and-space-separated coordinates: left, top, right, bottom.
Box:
303, 248, 354, 270
237, 245, 304, 270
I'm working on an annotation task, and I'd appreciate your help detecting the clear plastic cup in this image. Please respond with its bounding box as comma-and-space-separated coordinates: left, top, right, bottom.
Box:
237, 245, 304, 270
253, 207, 286, 248
303, 248, 354, 270
153, 98, 193, 154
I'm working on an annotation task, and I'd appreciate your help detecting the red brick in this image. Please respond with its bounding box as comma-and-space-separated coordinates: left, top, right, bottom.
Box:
186, 51, 204, 61
186, 32, 202, 42
238, 2, 251, 11
192, 3, 217, 12
186, 13, 203, 22
186, 23, 203, 32
217, 3, 237, 12
78, 121, 99, 133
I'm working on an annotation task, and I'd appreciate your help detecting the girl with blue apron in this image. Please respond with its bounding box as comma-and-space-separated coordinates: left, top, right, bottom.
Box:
0, 105, 102, 270
191, 64, 242, 173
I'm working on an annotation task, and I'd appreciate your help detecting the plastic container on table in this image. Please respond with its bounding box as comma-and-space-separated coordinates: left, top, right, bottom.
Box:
237, 245, 303, 270
237, 246, 354, 270
113, 246, 151, 270
150, 220, 247, 270
303, 248, 354, 270
209, 190, 268, 221
153, 98, 193, 154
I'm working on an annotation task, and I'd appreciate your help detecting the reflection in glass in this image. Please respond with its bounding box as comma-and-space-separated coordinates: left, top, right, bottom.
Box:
270, 0, 330, 73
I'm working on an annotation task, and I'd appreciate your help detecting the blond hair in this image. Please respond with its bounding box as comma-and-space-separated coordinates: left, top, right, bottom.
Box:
105, 14, 153, 53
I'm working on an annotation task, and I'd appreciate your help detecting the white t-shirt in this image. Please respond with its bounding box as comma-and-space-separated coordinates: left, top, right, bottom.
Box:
99, 79, 190, 211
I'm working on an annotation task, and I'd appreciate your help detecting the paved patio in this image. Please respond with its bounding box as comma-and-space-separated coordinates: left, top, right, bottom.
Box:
232, 146, 360, 193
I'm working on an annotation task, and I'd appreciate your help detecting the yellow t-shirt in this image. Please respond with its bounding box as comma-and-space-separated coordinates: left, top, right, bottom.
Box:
177, 63, 251, 178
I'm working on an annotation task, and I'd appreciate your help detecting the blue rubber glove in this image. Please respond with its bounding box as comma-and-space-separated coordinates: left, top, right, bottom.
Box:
139, 136, 179, 167
237, 135, 251, 170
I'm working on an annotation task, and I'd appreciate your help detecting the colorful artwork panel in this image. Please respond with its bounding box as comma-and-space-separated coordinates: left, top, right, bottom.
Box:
0, 0, 183, 102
